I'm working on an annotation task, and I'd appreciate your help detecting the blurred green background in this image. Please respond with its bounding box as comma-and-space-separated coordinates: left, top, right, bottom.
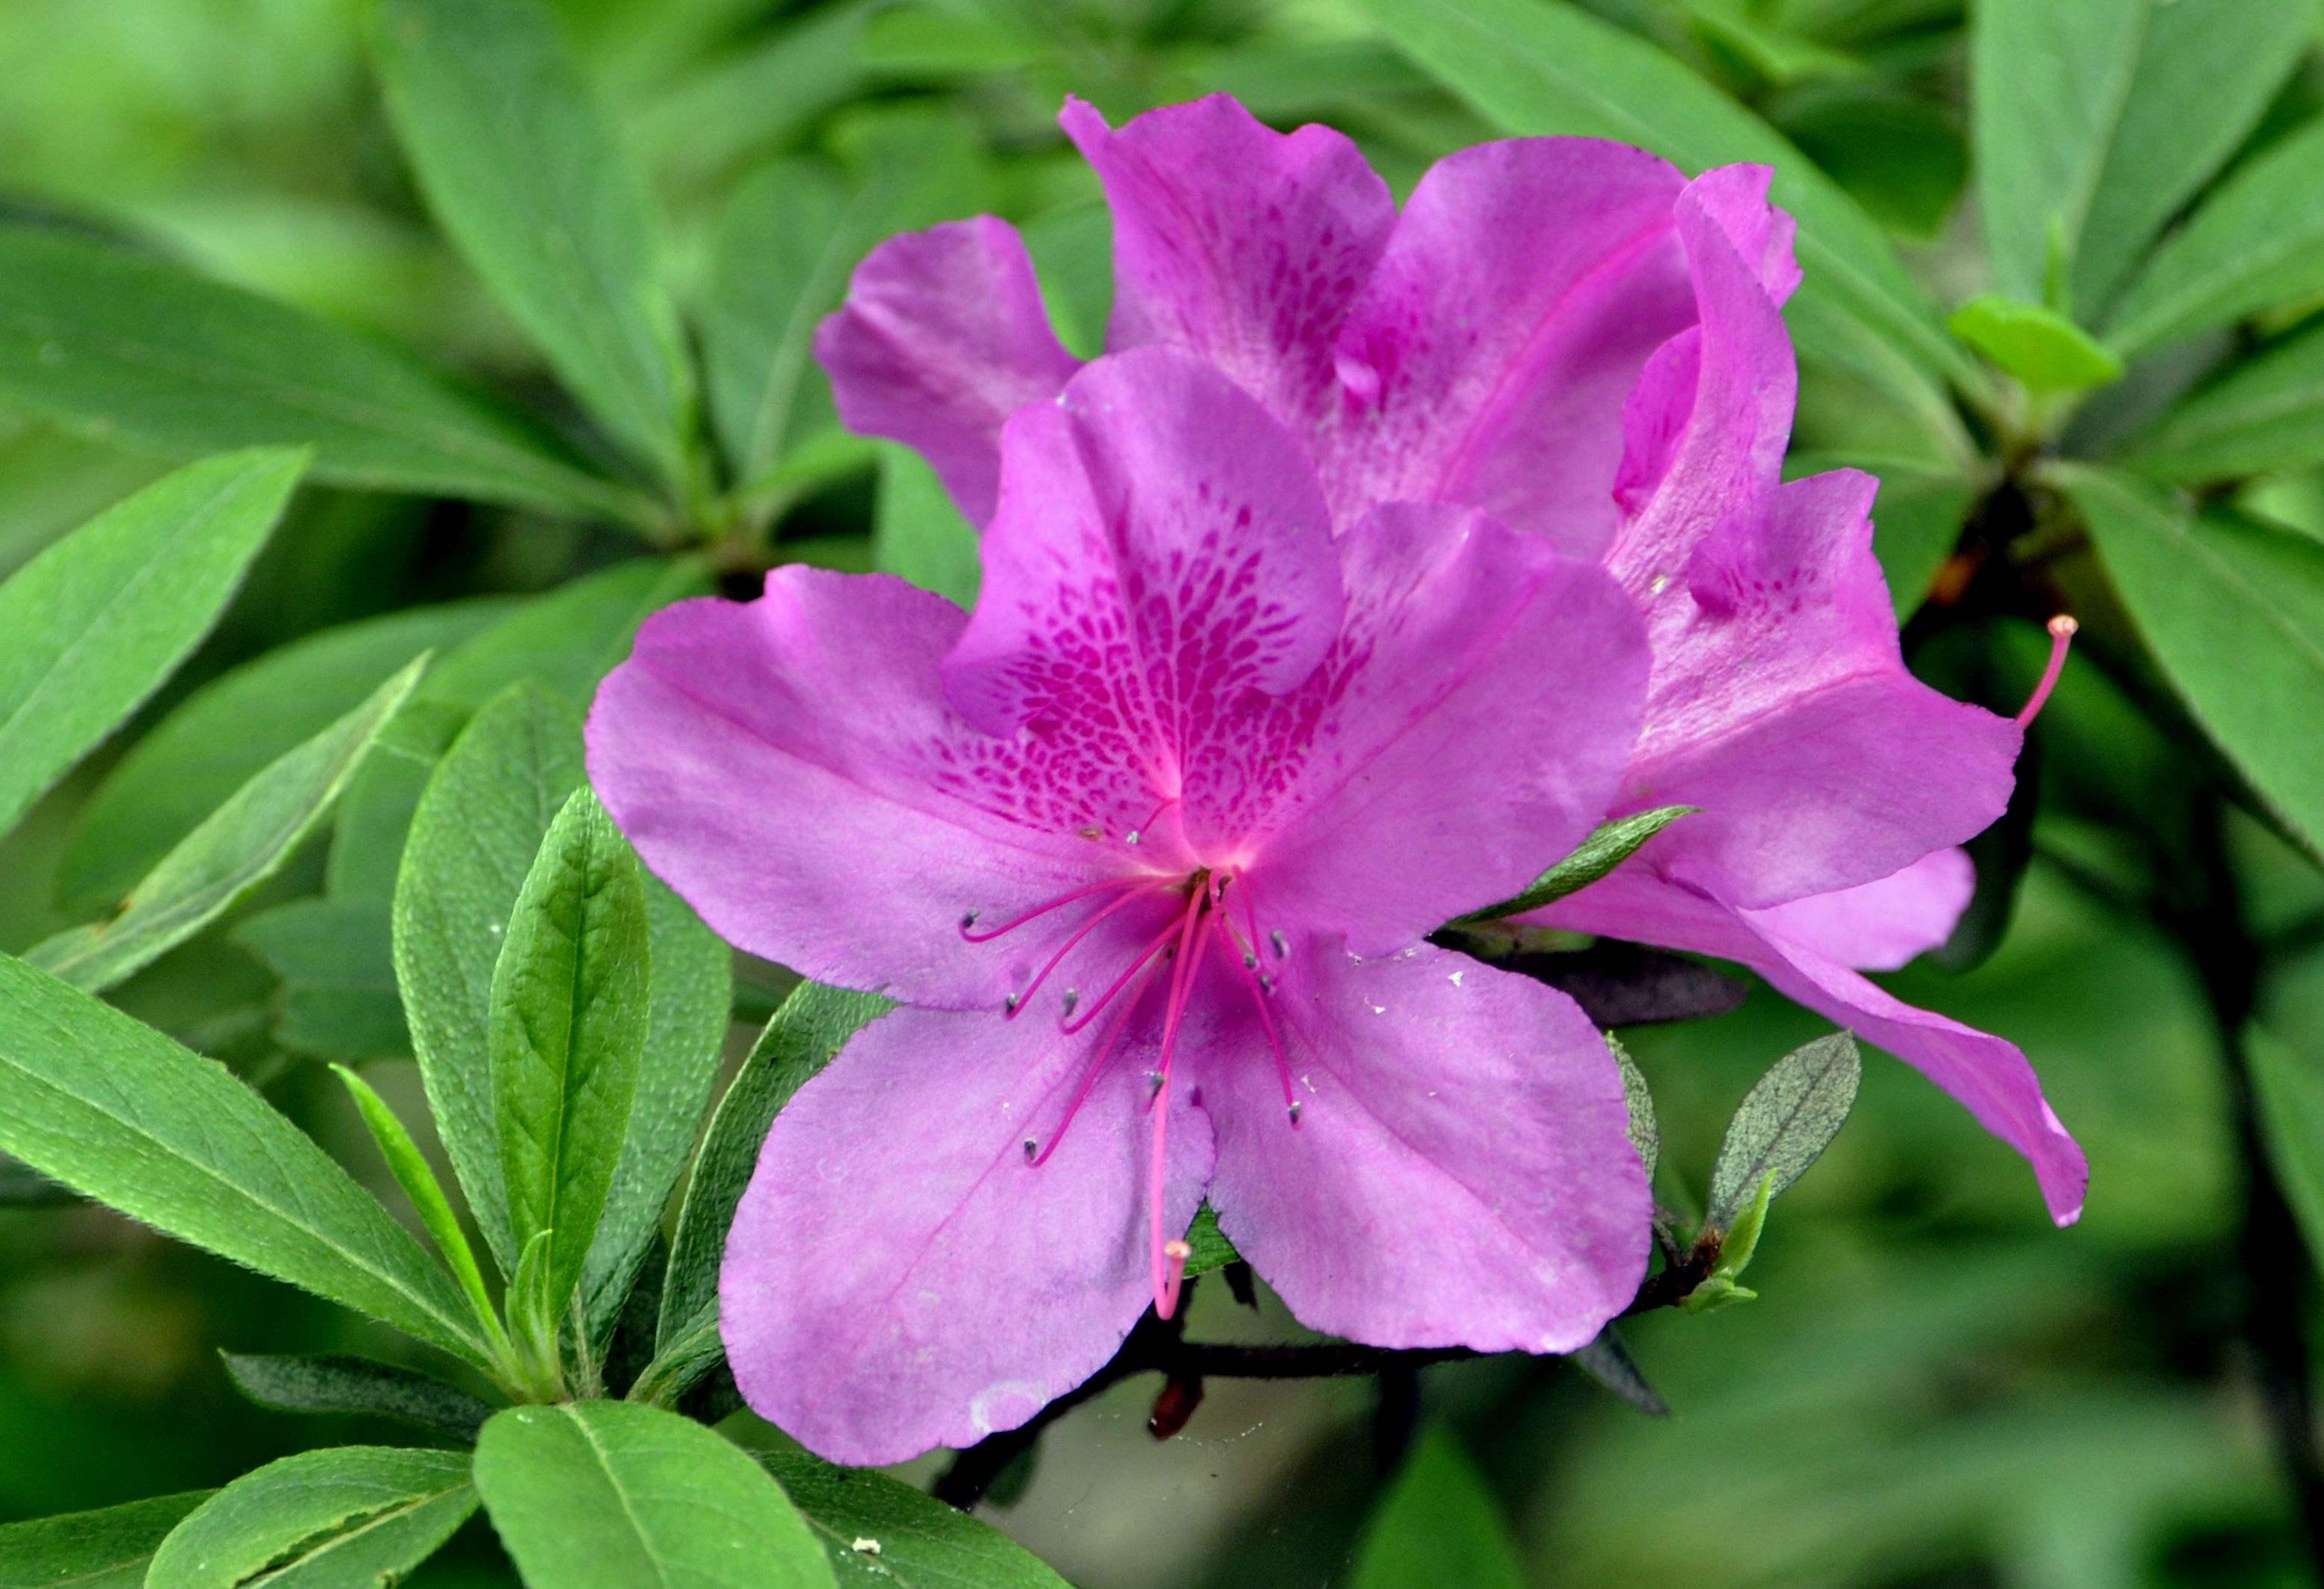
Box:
4, 1, 2324, 1585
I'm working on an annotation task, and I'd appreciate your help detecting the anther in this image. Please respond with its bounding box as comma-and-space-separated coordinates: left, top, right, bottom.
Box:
1244, 951, 1259, 969
1270, 929, 1288, 959
1258, 973, 1274, 994
1023, 1138, 1038, 1161
1125, 829, 1143, 846
961, 910, 980, 930
1004, 992, 1021, 1015
2015, 614, 2078, 728
1146, 1070, 1166, 1098
1060, 989, 1079, 1019
1287, 1101, 1303, 1125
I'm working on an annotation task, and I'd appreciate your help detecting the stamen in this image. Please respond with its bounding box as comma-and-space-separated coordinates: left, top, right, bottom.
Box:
1270, 929, 1288, 960
2014, 614, 2078, 728
1027, 974, 1155, 1168
1124, 793, 1180, 849
1156, 1237, 1192, 1321
1060, 910, 1188, 1036
1142, 896, 1215, 1317
960, 875, 1149, 944
1215, 917, 1297, 1119
1004, 879, 1165, 1020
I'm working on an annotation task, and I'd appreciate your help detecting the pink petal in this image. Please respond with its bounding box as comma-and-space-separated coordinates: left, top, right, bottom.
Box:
1196, 937, 1649, 1351
720, 1001, 1215, 1465
1751, 849, 1974, 972
587, 569, 1162, 1010
815, 217, 1083, 527
1542, 868, 2087, 1226
942, 350, 1346, 858
1323, 137, 1697, 550
1062, 95, 1394, 431
1622, 470, 2021, 906
1237, 503, 1650, 954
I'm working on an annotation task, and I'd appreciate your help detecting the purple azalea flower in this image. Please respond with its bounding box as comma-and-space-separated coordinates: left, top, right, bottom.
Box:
819, 93, 2088, 1227
588, 348, 1655, 1463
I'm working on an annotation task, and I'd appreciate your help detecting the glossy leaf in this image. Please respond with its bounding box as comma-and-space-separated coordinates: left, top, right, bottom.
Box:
1350, 1427, 1525, 1589
754, 1437, 1074, 1589
26, 656, 424, 994
220, 1352, 494, 1440
0, 448, 300, 843
371, 0, 693, 487
1450, 807, 1695, 925
1970, 0, 2311, 317
491, 789, 650, 1317
1352, 0, 1986, 447
0, 1491, 210, 1589
2060, 464, 2324, 859
0, 225, 632, 520
63, 597, 511, 907
0, 954, 489, 1364
2118, 320, 2324, 483
1706, 1032, 1862, 1225
474, 1402, 834, 1589
1947, 295, 2122, 394
2106, 116, 2324, 358
146, 1445, 474, 1589
658, 982, 889, 1353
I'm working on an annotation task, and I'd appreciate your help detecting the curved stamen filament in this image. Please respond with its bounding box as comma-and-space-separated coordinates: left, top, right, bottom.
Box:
1006, 880, 1169, 1019
962, 875, 1150, 944
1145, 899, 1213, 1320
1060, 907, 1191, 1036
2014, 614, 2078, 729
1026, 968, 1157, 1168
1216, 918, 1297, 1120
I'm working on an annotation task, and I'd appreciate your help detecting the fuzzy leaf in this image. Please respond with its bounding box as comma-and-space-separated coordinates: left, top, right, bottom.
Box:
1707, 1032, 1861, 1226
219, 1353, 494, 1440
1451, 807, 1695, 926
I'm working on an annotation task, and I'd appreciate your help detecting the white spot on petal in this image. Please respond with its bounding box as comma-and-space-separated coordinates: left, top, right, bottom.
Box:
1449, 969, 1464, 987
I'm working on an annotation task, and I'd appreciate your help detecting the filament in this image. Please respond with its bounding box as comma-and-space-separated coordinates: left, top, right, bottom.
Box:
2014, 614, 2078, 729
1005, 880, 1168, 1019
961, 875, 1148, 943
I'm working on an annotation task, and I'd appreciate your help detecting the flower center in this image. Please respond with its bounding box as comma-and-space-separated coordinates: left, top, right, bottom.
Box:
960, 862, 1300, 1320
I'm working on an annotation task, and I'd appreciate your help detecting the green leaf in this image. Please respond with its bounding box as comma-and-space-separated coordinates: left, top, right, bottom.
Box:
394, 683, 588, 1269
371, 0, 693, 488
423, 558, 711, 713
658, 982, 889, 1353
1609, 1033, 1658, 1183
2250, 1026, 2324, 1265
0, 1491, 210, 1589
1947, 295, 2123, 394
752, 1436, 1074, 1589
2117, 319, 2324, 484
2060, 465, 2324, 860
62, 598, 512, 907
0, 448, 300, 843
0, 953, 489, 1364
1777, 87, 1967, 242
333, 1063, 505, 1354
1350, 1426, 1524, 1589
1180, 1203, 1242, 1280
2106, 116, 2324, 359
146, 1446, 475, 1589
1970, 0, 2312, 318
25, 656, 425, 994
873, 444, 981, 610
505, 1229, 561, 1397
220, 1352, 495, 1440
1352, 0, 1986, 447
474, 1403, 835, 1589
1705, 1031, 1861, 1226
1449, 806, 1695, 926
0, 225, 634, 521
1567, 1329, 1668, 1417
325, 702, 470, 904
235, 899, 408, 1060
492, 789, 651, 1318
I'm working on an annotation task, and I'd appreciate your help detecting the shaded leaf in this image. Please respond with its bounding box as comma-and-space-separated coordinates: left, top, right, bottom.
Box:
423, 558, 711, 713
1568, 1328, 1669, 1417
2250, 1026, 2324, 1266
752, 1436, 1073, 1589
2119, 319, 2324, 484
1350, 1426, 1524, 1589
1181, 1203, 1241, 1280
219, 1353, 494, 1440
235, 898, 407, 1061
1707, 1032, 1861, 1225
146, 1445, 474, 1589
873, 442, 980, 609
0, 1491, 210, 1589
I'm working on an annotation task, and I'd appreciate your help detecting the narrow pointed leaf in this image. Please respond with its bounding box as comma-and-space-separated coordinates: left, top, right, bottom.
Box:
0, 1491, 211, 1589
1569, 1329, 1669, 1417
333, 1063, 501, 1344
0, 954, 488, 1363
1450, 807, 1695, 926
492, 789, 650, 1315
658, 982, 889, 1353
0, 225, 634, 520
752, 1436, 1074, 1589
1706, 1032, 1861, 1225
27, 656, 425, 994
474, 1402, 834, 1589
1351, 1427, 1525, 1589
0, 448, 300, 842
371, 0, 693, 486
146, 1446, 475, 1589
2058, 464, 2324, 859
221, 1353, 495, 1440
1609, 1034, 1658, 1183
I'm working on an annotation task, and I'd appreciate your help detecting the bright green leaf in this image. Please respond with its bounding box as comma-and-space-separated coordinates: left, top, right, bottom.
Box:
873, 443, 980, 609
63, 597, 511, 907
2106, 115, 2324, 358
146, 1446, 474, 1589
0, 1491, 210, 1589
371, 0, 693, 488
1181, 1203, 1241, 1280
0, 448, 300, 843
752, 1435, 1073, 1589
1947, 295, 2123, 393
1350, 1427, 1525, 1589
492, 789, 650, 1318
2118, 319, 2324, 483
26, 656, 424, 994
1450, 807, 1695, 926
0, 953, 489, 1364
0, 225, 634, 521
474, 1403, 834, 1589
220, 1352, 495, 1440
658, 982, 889, 1354
2061, 464, 2324, 860
1706, 1031, 1861, 1225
